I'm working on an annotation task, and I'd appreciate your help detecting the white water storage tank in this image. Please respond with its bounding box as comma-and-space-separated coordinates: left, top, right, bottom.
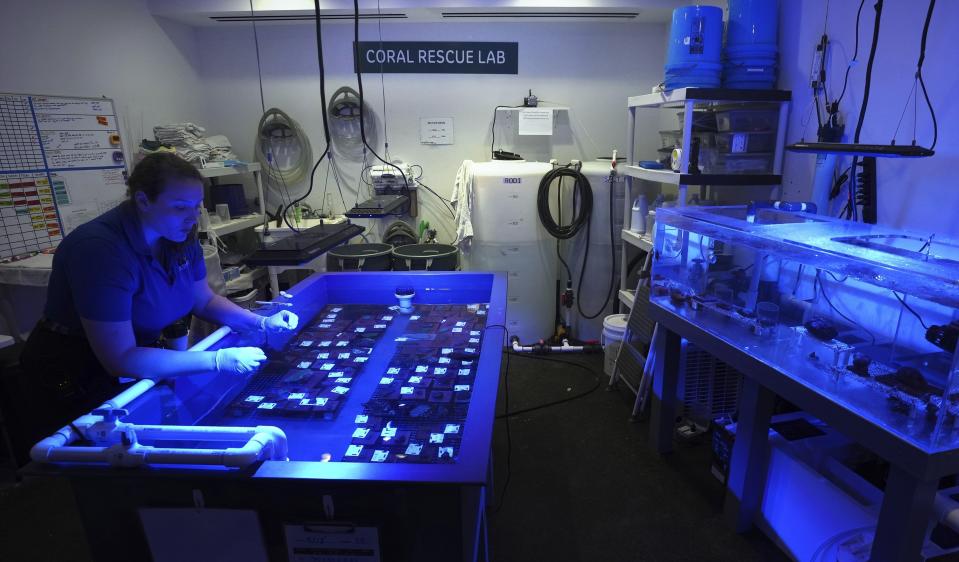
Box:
466, 160, 556, 342
568, 159, 625, 341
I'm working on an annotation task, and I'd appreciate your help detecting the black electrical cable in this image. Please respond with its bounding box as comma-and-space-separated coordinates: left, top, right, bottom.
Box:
414, 179, 455, 218
894, 291, 929, 329
835, 0, 867, 108
852, 0, 883, 145
496, 352, 602, 419
815, 270, 877, 344
281, 0, 331, 233
847, 1, 884, 223
351, 0, 409, 195
915, 0, 938, 150
490, 105, 524, 159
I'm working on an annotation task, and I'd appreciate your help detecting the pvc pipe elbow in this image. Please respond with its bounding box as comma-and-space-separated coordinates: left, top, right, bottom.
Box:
30, 427, 74, 462
255, 426, 289, 460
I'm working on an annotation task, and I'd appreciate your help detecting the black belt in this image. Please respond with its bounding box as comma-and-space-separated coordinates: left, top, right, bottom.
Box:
37, 318, 166, 348
38, 317, 84, 339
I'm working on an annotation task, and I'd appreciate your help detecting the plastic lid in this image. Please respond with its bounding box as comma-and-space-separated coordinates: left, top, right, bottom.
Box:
603, 314, 628, 332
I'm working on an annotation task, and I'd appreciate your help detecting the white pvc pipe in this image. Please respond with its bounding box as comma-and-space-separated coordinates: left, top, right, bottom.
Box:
37, 427, 287, 468
133, 424, 289, 459
811, 153, 839, 216
102, 379, 156, 410
510, 340, 593, 353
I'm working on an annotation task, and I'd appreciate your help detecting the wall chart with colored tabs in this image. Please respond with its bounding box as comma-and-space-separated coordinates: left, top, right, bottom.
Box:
0, 93, 128, 260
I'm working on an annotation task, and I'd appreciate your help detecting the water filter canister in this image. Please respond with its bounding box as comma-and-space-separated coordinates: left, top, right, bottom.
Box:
631, 195, 648, 234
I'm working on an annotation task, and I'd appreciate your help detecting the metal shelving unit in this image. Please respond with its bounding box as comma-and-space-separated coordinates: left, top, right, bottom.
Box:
618, 87, 791, 312
198, 163, 268, 295
198, 163, 267, 237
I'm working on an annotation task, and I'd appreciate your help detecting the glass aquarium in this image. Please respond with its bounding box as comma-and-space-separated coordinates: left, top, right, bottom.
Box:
651, 205, 959, 452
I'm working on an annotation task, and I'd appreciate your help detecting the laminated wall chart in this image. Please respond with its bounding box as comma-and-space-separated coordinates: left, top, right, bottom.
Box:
0, 93, 127, 260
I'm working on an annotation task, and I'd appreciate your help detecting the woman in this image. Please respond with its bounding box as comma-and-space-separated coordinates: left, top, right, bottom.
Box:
20, 152, 297, 428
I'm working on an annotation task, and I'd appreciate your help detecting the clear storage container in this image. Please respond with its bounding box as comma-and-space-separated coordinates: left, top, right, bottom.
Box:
677, 110, 718, 132
715, 131, 775, 153
715, 107, 778, 132
716, 153, 773, 173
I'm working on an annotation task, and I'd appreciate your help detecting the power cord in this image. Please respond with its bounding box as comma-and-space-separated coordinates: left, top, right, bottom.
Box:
490, 105, 524, 159
351, 0, 410, 196
834, 0, 867, 109
496, 352, 601, 419
815, 270, 877, 344
282, 0, 333, 233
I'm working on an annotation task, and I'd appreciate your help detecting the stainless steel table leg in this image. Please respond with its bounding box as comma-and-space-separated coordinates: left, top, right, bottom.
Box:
649, 328, 682, 454
870, 465, 937, 562
723, 377, 776, 533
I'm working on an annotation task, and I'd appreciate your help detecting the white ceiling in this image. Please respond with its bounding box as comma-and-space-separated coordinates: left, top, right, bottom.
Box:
148, 0, 727, 26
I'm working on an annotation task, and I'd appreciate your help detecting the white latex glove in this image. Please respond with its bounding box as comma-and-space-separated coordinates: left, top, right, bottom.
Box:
260, 310, 299, 333
214, 347, 267, 374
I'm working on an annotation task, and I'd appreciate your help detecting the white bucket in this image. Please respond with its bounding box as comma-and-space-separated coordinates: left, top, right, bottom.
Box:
601, 314, 628, 377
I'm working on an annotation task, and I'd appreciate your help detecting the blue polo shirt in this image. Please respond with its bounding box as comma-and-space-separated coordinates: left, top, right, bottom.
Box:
44, 201, 206, 345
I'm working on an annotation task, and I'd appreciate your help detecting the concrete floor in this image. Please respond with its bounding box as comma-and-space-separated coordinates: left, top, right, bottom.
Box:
0, 351, 788, 561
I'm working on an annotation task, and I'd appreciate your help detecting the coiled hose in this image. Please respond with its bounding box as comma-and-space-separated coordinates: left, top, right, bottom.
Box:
254, 108, 313, 203
537, 166, 592, 240
537, 165, 616, 321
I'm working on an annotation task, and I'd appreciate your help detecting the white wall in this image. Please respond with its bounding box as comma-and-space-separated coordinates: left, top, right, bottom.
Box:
778, 0, 959, 235
0, 0, 207, 337
0, 0, 206, 157
194, 20, 668, 242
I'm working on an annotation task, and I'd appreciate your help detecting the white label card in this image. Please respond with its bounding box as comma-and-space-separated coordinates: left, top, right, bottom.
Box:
518, 108, 554, 135
285, 523, 381, 562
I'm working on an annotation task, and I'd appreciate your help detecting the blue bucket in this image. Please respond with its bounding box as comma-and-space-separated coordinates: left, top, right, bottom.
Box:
726, 44, 778, 57
667, 6, 724, 68
726, 0, 779, 48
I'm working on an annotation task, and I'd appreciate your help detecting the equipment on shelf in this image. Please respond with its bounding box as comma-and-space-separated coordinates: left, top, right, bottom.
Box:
370, 163, 414, 195
786, 142, 934, 158
244, 222, 365, 266
345, 194, 409, 218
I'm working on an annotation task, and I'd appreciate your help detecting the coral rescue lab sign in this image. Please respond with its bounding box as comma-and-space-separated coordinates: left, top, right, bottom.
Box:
355, 42, 518, 74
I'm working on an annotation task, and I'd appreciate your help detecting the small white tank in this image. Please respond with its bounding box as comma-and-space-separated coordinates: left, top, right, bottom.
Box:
467, 160, 556, 342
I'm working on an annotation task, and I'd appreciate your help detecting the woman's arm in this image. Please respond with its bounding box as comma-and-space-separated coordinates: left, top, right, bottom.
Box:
191, 280, 298, 333
191, 279, 264, 332
81, 317, 217, 379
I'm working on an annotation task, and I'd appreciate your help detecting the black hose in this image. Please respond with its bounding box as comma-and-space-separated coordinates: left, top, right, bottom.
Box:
536, 166, 616, 322
576, 171, 617, 320
537, 167, 592, 240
